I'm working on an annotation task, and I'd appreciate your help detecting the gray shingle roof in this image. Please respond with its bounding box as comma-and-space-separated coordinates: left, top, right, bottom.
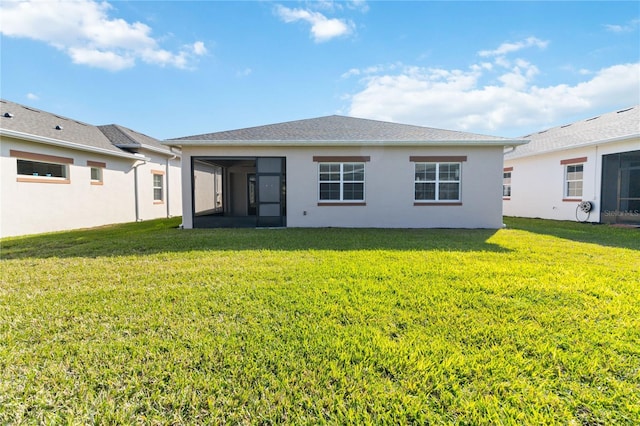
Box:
98, 124, 171, 154
166, 115, 524, 145
505, 106, 640, 160
0, 99, 126, 155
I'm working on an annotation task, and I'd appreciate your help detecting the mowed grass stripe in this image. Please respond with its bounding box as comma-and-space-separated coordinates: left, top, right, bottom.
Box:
1, 218, 638, 424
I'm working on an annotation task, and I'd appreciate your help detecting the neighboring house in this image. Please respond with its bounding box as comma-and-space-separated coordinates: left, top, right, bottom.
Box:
165, 115, 527, 229
0, 99, 181, 238
503, 106, 640, 225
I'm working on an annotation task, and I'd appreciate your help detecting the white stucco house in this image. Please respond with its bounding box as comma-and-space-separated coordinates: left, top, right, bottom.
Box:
0, 99, 181, 238
503, 106, 640, 225
165, 115, 527, 229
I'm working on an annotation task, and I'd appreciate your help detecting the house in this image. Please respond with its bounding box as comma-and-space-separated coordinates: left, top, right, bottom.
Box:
0, 99, 181, 238
164, 115, 527, 229
503, 106, 640, 225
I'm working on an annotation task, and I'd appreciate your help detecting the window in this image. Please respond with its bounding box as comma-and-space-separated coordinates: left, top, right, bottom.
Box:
503, 170, 512, 197
88, 161, 105, 185
17, 159, 67, 178
318, 162, 365, 201
153, 172, 164, 203
414, 162, 461, 201
11, 150, 73, 184
565, 164, 583, 198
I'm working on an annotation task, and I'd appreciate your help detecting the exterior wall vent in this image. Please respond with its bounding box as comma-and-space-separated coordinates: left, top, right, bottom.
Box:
3, 112, 13, 118
55, 125, 63, 130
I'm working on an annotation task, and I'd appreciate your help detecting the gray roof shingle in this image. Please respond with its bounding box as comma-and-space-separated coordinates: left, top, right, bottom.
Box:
98, 124, 171, 154
0, 99, 126, 155
505, 106, 640, 160
166, 115, 524, 145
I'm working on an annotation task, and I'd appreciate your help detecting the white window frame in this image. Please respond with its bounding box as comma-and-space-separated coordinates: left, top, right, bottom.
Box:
564, 163, 584, 199
414, 162, 461, 202
503, 171, 512, 197
318, 162, 365, 202
152, 171, 165, 203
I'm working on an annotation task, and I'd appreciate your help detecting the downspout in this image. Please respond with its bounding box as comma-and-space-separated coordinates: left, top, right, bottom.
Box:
132, 155, 147, 222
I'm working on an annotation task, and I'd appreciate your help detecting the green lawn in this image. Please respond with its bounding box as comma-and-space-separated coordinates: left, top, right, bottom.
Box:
1, 218, 638, 424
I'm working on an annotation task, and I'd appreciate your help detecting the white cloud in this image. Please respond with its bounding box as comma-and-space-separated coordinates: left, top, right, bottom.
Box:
478, 37, 549, 57
0, 0, 206, 71
275, 4, 354, 43
26, 93, 39, 100
345, 38, 640, 136
605, 19, 640, 33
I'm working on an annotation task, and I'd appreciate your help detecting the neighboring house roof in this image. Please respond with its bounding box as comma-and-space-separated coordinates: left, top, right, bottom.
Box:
0, 99, 140, 159
165, 115, 527, 147
98, 124, 176, 156
505, 106, 640, 160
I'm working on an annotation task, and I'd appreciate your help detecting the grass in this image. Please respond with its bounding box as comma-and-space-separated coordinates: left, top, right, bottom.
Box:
1, 218, 639, 424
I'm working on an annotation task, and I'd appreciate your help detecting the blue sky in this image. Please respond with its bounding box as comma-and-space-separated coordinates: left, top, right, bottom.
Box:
1, 1, 639, 139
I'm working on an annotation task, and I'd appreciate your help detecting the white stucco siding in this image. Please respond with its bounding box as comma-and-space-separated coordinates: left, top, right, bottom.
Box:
1, 138, 136, 237
135, 151, 182, 221
503, 138, 640, 222
180, 144, 505, 229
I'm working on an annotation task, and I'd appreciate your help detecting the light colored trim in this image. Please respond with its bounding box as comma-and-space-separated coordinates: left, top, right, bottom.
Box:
10, 149, 74, 164
410, 155, 467, 162
17, 177, 70, 184
562, 198, 583, 202
87, 160, 106, 168
560, 156, 587, 165
414, 202, 463, 206
0, 129, 147, 160
153, 201, 165, 205
313, 156, 371, 162
90, 181, 104, 186
166, 139, 527, 148
317, 202, 366, 206
151, 170, 166, 175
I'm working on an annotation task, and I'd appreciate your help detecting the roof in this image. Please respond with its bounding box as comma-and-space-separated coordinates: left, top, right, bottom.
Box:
165, 115, 527, 147
0, 99, 130, 157
0, 99, 176, 159
98, 124, 174, 156
505, 106, 640, 160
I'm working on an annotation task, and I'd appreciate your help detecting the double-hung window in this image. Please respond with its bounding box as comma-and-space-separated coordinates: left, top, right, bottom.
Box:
561, 157, 586, 200
152, 171, 165, 203
318, 162, 365, 202
503, 168, 512, 198
414, 162, 461, 202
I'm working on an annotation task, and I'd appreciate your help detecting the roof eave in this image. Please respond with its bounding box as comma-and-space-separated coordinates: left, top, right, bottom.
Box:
163, 139, 528, 148
504, 133, 640, 161
0, 128, 148, 161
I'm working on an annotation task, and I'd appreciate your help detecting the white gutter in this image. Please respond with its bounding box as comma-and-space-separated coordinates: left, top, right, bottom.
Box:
0, 128, 149, 161
163, 139, 529, 148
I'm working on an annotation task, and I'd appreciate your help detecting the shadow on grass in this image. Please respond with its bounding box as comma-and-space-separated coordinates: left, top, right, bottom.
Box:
1, 217, 509, 259
504, 217, 640, 251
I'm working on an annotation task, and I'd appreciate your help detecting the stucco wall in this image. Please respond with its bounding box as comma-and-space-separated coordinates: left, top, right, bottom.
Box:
0, 137, 183, 237
180, 145, 505, 229
503, 138, 640, 222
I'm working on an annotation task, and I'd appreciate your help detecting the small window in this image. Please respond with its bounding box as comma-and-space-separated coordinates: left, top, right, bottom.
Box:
90, 167, 102, 181
318, 162, 365, 202
565, 164, 583, 198
415, 162, 461, 201
503, 171, 512, 197
153, 173, 164, 202
17, 159, 67, 179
